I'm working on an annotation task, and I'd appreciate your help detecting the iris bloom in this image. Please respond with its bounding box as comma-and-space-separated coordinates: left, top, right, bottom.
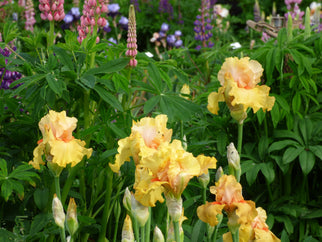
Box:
223, 207, 281, 242
29, 110, 92, 169
197, 175, 257, 229
109, 115, 172, 173
207, 57, 275, 123
134, 140, 201, 207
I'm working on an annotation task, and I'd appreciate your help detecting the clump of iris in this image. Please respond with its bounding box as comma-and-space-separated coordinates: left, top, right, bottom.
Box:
119, 16, 129, 30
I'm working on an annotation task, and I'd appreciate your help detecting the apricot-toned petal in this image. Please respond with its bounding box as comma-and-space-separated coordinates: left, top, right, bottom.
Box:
207, 87, 225, 115
228, 79, 275, 113
218, 57, 263, 88
29, 143, 46, 169
49, 139, 92, 167
196, 154, 217, 175
109, 136, 134, 173
134, 166, 165, 207
223, 224, 253, 242
131, 114, 172, 149
197, 202, 225, 227
39, 110, 77, 142
233, 200, 258, 225
254, 228, 281, 242
210, 175, 244, 204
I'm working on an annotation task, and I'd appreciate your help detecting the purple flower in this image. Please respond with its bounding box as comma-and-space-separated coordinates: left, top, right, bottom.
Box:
174, 30, 182, 37
71, 7, 80, 18
108, 37, 117, 46
161, 23, 169, 32
166, 34, 176, 45
119, 16, 128, 30
64, 14, 73, 24
108, 3, 120, 17
174, 39, 183, 48
103, 21, 111, 32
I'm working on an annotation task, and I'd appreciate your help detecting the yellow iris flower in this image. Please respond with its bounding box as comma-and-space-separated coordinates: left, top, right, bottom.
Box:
134, 140, 201, 206
109, 114, 172, 173
223, 207, 281, 242
197, 175, 257, 228
29, 110, 92, 169
207, 57, 275, 123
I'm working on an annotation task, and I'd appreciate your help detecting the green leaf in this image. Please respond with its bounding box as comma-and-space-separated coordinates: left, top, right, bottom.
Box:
270, 102, 280, 128
52, 46, 74, 71
0, 159, 8, 177
298, 118, 312, 145
34, 188, 49, 211
299, 150, 315, 175
309, 145, 322, 160
3, 22, 19, 44
246, 163, 261, 186
271, 155, 289, 174
159, 68, 172, 89
9, 164, 38, 181
274, 130, 304, 145
256, 109, 265, 125
269, 140, 299, 153
80, 74, 96, 89
159, 94, 201, 122
283, 146, 304, 164
107, 122, 128, 138
258, 136, 269, 160
302, 209, 322, 219
84, 58, 129, 75
265, 48, 275, 84
11, 74, 47, 97
46, 73, 66, 96
276, 215, 294, 234
143, 95, 161, 114
30, 213, 51, 234
148, 62, 163, 93
1, 179, 24, 201
191, 220, 206, 242
94, 85, 123, 111
273, 94, 290, 113
261, 162, 275, 184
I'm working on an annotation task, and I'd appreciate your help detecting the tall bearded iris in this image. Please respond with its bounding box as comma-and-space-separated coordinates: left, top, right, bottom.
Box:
29, 110, 92, 169
207, 57, 275, 124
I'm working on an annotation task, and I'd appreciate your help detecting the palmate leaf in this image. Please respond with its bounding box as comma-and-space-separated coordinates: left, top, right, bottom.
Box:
94, 85, 123, 112
84, 58, 129, 75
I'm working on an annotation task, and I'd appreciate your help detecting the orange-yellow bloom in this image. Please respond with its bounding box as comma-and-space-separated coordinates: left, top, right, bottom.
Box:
29, 110, 92, 169
109, 115, 172, 173
223, 207, 281, 242
197, 175, 257, 229
134, 140, 201, 206
207, 57, 275, 123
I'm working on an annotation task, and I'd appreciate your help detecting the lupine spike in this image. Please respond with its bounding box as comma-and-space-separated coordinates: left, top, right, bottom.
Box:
39, 0, 65, 21
126, 4, 138, 67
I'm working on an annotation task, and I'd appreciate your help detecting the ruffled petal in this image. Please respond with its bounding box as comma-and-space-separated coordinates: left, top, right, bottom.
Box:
207, 87, 225, 115
49, 139, 92, 167
134, 166, 165, 207
197, 202, 225, 227
29, 143, 46, 169
196, 154, 217, 175
227, 78, 275, 113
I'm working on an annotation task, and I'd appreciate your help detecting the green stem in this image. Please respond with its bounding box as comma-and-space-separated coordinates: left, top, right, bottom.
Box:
48, 20, 55, 53
202, 187, 207, 204
98, 167, 113, 241
130, 214, 140, 242
145, 207, 151, 242
54, 175, 66, 242
173, 221, 181, 242
237, 122, 243, 155
140, 226, 145, 242
232, 230, 239, 242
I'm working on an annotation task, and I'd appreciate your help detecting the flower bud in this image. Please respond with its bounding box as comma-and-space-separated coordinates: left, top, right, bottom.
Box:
123, 187, 132, 214
198, 172, 210, 189
165, 194, 182, 222
121, 215, 134, 242
131, 194, 149, 227
52, 194, 65, 229
153, 226, 165, 242
215, 166, 224, 182
227, 143, 241, 181
66, 198, 78, 236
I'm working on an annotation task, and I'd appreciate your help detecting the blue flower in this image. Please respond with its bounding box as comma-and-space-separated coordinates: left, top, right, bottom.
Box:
108, 3, 120, 14
166, 35, 176, 45
64, 14, 74, 24
71, 7, 80, 18
174, 39, 183, 48
174, 30, 182, 37
161, 23, 169, 32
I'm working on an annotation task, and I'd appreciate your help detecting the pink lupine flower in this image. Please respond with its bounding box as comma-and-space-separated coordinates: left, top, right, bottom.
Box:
126, 5, 137, 67
25, 0, 36, 32
77, 0, 109, 44
39, 0, 65, 22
